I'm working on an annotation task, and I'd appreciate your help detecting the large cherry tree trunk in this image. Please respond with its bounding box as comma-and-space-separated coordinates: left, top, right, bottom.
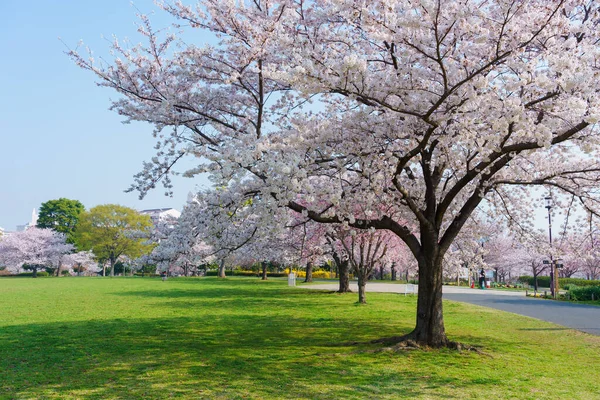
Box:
304, 261, 313, 283
411, 254, 447, 347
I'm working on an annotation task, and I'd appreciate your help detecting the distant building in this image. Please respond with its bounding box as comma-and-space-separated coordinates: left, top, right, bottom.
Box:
139, 208, 181, 225
16, 209, 38, 232
0, 227, 14, 238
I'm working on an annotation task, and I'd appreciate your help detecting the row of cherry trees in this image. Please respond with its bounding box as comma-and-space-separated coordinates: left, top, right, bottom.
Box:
0, 228, 96, 277
71, 0, 600, 347
0, 203, 157, 277
148, 189, 600, 306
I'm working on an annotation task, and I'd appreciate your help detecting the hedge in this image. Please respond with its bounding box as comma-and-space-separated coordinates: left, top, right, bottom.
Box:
569, 286, 600, 301
518, 276, 600, 288
205, 270, 288, 277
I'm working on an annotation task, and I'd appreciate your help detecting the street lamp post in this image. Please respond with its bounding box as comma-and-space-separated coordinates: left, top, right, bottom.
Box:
545, 195, 558, 298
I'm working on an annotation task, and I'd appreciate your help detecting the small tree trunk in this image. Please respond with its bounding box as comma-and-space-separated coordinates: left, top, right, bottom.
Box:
218, 259, 226, 278
332, 253, 351, 293
379, 264, 384, 280
338, 260, 351, 293
32, 266, 38, 278
391, 264, 397, 281
110, 257, 115, 277
261, 261, 268, 280
357, 274, 367, 304
304, 262, 313, 283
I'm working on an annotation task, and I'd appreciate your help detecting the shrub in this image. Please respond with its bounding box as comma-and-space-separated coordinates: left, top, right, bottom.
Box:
518, 276, 600, 289
295, 270, 335, 279
518, 275, 551, 288
17, 271, 49, 277
569, 286, 600, 301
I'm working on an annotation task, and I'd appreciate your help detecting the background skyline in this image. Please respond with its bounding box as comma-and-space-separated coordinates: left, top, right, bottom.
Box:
0, 1, 209, 230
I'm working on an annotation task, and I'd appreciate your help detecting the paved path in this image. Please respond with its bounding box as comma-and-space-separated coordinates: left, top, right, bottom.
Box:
301, 283, 600, 335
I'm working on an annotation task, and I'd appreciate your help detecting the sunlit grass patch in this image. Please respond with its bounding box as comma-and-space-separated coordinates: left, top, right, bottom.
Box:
0, 277, 598, 399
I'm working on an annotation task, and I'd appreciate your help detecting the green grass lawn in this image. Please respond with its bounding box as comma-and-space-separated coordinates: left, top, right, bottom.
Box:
0, 277, 598, 399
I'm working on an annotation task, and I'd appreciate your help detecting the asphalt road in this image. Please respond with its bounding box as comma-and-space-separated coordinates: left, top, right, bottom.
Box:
301, 282, 600, 336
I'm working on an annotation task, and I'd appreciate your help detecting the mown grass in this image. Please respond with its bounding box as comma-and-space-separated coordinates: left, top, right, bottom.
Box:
0, 277, 598, 399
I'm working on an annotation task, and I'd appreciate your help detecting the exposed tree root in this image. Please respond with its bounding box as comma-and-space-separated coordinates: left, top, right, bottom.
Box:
367, 334, 488, 355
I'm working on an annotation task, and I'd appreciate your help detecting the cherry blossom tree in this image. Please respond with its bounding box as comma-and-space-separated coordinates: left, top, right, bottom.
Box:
0, 228, 73, 277
150, 203, 215, 276
337, 229, 388, 304
483, 234, 529, 283
565, 225, 600, 280
62, 251, 98, 276
329, 228, 406, 303
71, 1, 600, 347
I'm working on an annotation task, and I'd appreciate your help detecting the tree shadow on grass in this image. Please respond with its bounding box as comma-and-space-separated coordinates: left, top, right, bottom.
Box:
0, 313, 488, 400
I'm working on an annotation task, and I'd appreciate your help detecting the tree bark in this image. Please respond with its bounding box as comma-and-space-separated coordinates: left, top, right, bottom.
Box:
218, 259, 226, 278
261, 261, 268, 280
338, 260, 351, 293
357, 275, 367, 304
304, 261, 313, 283
391, 264, 397, 281
332, 253, 351, 293
110, 257, 115, 277
409, 255, 448, 347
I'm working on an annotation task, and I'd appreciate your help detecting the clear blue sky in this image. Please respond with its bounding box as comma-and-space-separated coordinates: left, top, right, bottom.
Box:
0, 1, 209, 230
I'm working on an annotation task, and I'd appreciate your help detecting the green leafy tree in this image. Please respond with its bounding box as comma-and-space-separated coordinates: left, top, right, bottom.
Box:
74, 204, 154, 277
37, 198, 85, 243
